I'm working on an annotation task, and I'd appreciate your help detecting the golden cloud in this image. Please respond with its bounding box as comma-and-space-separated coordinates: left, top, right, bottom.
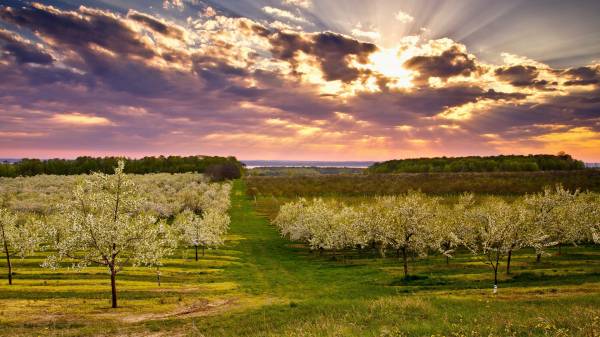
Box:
50, 113, 113, 126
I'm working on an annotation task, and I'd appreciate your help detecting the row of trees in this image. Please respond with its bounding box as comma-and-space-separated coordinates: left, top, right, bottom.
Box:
0, 161, 232, 308
246, 170, 600, 197
0, 155, 243, 179
368, 154, 586, 173
273, 186, 599, 288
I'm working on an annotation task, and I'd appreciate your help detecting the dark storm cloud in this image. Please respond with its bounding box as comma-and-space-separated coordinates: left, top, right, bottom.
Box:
404, 45, 477, 80
463, 83, 600, 141
192, 54, 251, 92
481, 89, 527, 100
0, 4, 194, 97
23, 65, 94, 86
223, 85, 267, 98
311, 32, 377, 82
0, 4, 155, 58
494, 65, 555, 89
269, 31, 308, 59
127, 11, 184, 39
269, 30, 378, 82
564, 66, 599, 80
564, 79, 599, 86
495, 65, 537, 86
0, 29, 53, 64
562, 66, 600, 86
348, 85, 526, 127
400, 86, 519, 116
80, 50, 173, 96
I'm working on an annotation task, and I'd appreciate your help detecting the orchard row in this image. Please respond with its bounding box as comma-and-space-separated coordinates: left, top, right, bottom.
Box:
273, 186, 600, 287
0, 161, 231, 308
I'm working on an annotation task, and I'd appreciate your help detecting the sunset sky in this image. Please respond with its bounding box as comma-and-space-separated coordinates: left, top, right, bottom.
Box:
1, 0, 599, 161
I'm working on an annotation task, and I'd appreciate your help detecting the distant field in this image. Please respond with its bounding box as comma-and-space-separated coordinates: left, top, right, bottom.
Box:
245, 170, 600, 197
246, 166, 365, 176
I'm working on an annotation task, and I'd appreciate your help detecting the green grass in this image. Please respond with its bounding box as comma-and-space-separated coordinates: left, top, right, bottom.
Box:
0, 180, 599, 336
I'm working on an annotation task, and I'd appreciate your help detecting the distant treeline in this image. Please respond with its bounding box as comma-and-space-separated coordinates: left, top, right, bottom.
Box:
0, 155, 243, 178
368, 154, 585, 173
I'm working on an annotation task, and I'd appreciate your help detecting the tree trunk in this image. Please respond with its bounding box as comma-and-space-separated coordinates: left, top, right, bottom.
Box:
506, 250, 512, 275
1, 224, 12, 285
156, 267, 161, 287
195, 245, 198, 261
493, 251, 500, 287
202, 245, 205, 257
494, 268, 498, 286
401, 247, 408, 279
110, 268, 118, 308
536, 253, 541, 263
558, 243, 562, 256
378, 243, 385, 258
443, 243, 450, 265
4, 251, 11, 286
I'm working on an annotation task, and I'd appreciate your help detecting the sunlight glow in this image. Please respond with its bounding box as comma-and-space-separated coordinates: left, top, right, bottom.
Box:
367, 47, 415, 88
50, 113, 113, 126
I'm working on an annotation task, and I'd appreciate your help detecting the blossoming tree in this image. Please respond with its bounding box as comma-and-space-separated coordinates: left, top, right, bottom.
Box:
43, 161, 165, 308
175, 209, 230, 261
0, 209, 39, 285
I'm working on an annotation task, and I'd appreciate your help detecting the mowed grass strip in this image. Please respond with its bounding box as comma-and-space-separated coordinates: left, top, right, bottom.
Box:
0, 180, 598, 336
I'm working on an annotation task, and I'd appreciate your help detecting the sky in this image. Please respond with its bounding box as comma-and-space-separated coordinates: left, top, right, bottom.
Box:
0, 0, 599, 161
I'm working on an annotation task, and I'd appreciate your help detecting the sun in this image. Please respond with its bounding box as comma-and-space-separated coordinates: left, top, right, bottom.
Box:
367, 47, 416, 89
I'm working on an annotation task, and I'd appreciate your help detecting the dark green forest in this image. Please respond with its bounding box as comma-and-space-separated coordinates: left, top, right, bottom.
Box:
0, 155, 243, 178
368, 154, 585, 173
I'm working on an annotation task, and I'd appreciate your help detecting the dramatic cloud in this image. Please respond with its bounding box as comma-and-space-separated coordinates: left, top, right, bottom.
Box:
404, 45, 478, 80
563, 66, 600, 86
394, 11, 414, 24
494, 65, 555, 89
0, 1, 599, 161
51, 113, 113, 126
163, 0, 184, 11
351, 23, 380, 41
0, 4, 155, 59
0, 29, 53, 64
262, 6, 309, 24
269, 30, 377, 82
282, 0, 312, 9
127, 11, 184, 39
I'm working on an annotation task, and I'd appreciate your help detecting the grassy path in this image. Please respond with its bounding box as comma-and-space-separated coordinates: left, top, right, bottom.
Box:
225, 180, 385, 299
186, 180, 399, 335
